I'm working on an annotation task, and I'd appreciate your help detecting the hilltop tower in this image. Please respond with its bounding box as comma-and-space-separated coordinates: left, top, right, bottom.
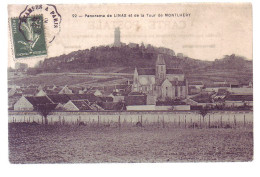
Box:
114, 27, 121, 46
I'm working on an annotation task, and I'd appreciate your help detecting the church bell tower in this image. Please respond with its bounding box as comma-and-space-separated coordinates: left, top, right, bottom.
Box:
155, 54, 166, 85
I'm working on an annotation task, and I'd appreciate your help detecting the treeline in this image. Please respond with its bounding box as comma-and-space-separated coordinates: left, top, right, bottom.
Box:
38, 44, 209, 73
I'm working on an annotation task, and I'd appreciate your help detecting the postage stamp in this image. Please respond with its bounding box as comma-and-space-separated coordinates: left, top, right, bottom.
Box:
10, 14, 47, 58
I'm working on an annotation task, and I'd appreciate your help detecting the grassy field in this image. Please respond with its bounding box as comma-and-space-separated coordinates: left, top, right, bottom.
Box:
8, 72, 131, 87
9, 123, 253, 163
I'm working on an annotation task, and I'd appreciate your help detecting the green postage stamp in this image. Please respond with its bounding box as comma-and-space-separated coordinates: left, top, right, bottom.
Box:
10, 15, 47, 58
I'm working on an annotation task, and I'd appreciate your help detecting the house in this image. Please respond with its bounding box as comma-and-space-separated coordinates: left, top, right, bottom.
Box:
54, 103, 65, 110
189, 81, 204, 89
45, 88, 60, 95
63, 100, 93, 111
125, 92, 147, 106
205, 83, 230, 92
90, 103, 105, 111
98, 96, 113, 103
8, 88, 17, 97
59, 85, 73, 94
14, 96, 53, 111
65, 94, 100, 103
22, 88, 38, 96
173, 105, 190, 111
109, 92, 125, 102
228, 87, 253, 95
146, 94, 156, 105
212, 89, 229, 101
99, 102, 118, 110
189, 93, 216, 108
70, 87, 85, 94
224, 94, 253, 107
94, 89, 102, 96
35, 89, 47, 96
79, 87, 88, 94
189, 81, 204, 94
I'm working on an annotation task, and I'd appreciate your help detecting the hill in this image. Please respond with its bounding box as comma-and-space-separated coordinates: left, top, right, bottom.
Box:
40, 44, 210, 73
32, 45, 252, 85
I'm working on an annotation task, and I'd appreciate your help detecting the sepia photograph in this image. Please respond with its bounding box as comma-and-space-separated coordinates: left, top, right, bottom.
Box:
6, 3, 254, 165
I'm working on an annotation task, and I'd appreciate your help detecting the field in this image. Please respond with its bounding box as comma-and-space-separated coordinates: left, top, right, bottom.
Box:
8, 72, 132, 87
9, 123, 253, 163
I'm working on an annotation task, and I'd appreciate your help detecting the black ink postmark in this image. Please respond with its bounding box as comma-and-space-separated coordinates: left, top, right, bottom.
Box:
19, 4, 62, 44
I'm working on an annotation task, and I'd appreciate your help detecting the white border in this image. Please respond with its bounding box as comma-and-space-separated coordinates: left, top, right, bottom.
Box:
1, 1, 259, 177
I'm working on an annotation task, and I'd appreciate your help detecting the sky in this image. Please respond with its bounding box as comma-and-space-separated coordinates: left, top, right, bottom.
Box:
8, 3, 252, 67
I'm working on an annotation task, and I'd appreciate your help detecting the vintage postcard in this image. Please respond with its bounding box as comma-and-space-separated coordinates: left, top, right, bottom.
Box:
8, 3, 253, 163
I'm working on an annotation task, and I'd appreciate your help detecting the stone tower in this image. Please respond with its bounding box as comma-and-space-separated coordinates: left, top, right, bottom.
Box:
114, 27, 121, 46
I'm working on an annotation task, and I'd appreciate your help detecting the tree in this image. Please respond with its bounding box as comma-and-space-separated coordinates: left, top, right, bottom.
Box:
199, 106, 209, 120
115, 100, 126, 111
35, 103, 57, 125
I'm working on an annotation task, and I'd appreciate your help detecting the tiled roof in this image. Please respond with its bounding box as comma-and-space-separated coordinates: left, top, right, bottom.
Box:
71, 100, 93, 110
66, 94, 100, 103
169, 80, 186, 86
115, 85, 128, 90
35, 103, 58, 111
137, 68, 155, 75
128, 92, 146, 96
189, 81, 204, 85
22, 88, 37, 95
25, 96, 53, 106
98, 96, 113, 102
100, 102, 117, 110
225, 94, 253, 101
207, 83, 230, 88
47, 94, 70, 104
166, 69, 184, 74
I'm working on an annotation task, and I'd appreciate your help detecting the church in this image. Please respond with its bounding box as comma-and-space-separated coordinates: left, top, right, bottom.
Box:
132, 54, 188, 101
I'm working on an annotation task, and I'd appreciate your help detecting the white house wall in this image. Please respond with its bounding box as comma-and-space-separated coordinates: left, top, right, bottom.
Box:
14, 96, 34, 111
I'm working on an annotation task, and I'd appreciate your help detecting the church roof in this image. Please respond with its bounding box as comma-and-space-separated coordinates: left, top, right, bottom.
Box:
156, 54, 166, 65
170, 80, 186, 86
166, 69, 184, 74
137, 68, 155, 75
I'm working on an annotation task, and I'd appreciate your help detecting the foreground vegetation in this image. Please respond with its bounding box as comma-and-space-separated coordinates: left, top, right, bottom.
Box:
9, 123, 253, 163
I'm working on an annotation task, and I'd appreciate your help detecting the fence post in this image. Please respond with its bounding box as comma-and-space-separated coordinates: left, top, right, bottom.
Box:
178, 116, 180, 127
244, 114, 246, 127
98, 115, 100, 127
208, 115, 211, 128
185, 118, 186, 128
158, 115, 160, 128
203, 116, 205, 128
220, 115, 222, 128
118, 115, 121, 129
163, 115, 165, 128
199, 115, 201, 128
234, 115, 236, 128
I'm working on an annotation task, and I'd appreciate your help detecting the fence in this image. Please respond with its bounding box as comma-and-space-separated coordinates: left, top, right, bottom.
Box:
8, 110, 253, 128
